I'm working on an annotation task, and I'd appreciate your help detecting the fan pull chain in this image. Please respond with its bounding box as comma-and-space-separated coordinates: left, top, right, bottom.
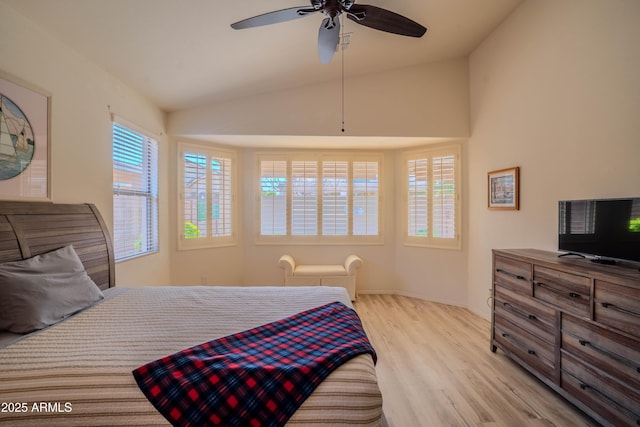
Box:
341, 14, 345, 133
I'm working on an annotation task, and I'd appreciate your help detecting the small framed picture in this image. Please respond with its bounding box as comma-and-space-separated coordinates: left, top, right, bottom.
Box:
488, 167, 519, 210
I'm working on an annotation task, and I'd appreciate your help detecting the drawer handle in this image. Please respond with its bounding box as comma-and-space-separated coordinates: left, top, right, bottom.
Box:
578, 381, 640, 421
499, 331, 541, 360
600, 302, 640, 319
578, 339, 640, 372
535, 281, 582, 299
496, 268, 528, 281
502, 302, 538, 321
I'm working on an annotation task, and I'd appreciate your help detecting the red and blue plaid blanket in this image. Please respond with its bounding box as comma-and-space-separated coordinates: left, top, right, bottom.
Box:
132, 301, 376, 427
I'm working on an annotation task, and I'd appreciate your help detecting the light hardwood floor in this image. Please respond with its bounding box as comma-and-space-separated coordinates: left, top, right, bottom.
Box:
353, 294, 599, 427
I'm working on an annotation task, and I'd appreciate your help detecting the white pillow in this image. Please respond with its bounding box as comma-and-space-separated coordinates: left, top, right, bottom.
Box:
0, 245, 104, 333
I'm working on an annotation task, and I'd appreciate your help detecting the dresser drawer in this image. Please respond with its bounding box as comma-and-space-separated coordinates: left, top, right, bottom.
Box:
492, 249, 640, 427
562, 314, 640, 391
494, 256, 531, 295
495, 285, 556, 344
561, 351, 640, 427
594, 281, 640, 339
533, 266, 590, 318
494, 317, 555, 380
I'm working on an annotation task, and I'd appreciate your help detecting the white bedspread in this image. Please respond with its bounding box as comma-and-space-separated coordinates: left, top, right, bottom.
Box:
0, 286, 382, 426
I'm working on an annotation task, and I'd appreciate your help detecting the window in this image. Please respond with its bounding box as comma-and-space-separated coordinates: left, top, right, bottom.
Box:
178, 142, 236, 249
258, 153, 381, 243
404, 145, 460, 249
112, 121, 158, 261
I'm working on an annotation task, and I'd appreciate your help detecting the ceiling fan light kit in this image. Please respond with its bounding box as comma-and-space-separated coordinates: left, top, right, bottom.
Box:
231, 0, 427, 64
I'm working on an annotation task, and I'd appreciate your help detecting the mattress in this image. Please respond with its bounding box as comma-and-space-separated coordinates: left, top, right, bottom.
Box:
0, 286, 382, 426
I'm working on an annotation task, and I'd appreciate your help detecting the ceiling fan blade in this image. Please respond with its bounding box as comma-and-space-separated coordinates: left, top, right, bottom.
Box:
346, 5, 427, 38
231, 7, 317, 30
318, 17, 340, 64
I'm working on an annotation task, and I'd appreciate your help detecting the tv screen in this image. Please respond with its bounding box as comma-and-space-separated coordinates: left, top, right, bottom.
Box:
558, 198, 640, 264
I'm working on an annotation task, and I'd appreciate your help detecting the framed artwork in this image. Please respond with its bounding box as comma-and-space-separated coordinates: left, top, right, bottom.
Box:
0, 71, 50, 200
488, 166, 519, 210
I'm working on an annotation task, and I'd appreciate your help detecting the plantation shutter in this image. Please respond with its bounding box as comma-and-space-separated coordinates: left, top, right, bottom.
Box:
407, 158, 428, 237
291, 161, 318, 235
183, 153, 208, 238
432, 155, 456, 238
260, 160, 288, 235
180, 148, 234, 244
257, 154, 382, 241
112, 122, 158, 261
405, 146, 460, 248
352, 161, 379, 236
211, 156, 233, 237
322, 161, 349, 236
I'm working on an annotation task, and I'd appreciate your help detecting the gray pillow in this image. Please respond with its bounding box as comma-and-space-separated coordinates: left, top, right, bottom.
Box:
0, 245, 104, 333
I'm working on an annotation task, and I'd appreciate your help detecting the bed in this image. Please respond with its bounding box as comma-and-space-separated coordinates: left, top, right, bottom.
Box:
0, 201, 383, 426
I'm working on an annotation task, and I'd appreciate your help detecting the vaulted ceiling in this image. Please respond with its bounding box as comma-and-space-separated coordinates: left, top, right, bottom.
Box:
4, 0, 523, 113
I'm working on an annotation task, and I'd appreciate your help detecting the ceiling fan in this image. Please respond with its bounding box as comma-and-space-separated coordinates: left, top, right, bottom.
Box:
231, 0, 427, 64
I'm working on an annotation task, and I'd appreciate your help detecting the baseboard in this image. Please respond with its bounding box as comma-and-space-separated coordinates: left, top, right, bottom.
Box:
357, 289, 395, 295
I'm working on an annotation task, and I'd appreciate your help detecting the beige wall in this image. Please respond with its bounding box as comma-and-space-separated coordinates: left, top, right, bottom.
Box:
168, 57, 472, 302
169, 143, 469, 305
2, 1, 472, 302
6, 0, 638, 314
393, 142, 468, 306
0, 2, 171, 286
168, 58, 470, 139
467, 0, 640, 319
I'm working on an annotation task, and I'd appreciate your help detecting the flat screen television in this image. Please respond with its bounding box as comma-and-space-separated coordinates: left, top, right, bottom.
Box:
558, 197, 640, 265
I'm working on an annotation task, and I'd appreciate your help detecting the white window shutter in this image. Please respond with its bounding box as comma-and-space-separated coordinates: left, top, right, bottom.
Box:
432, 155, 456, 238
260, 160, 288, 236
291, 161, 318, 235
182, 152, 208, 238
407, 158, 428, 237
405, 145, 460, 248
322, 161, 349, 236
353, 161, 379, 236
211, 156, 233, 237
179, 144, 236, 248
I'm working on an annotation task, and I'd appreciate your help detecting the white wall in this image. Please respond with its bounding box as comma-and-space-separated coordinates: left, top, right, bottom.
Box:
0, 2, 171, 286
467, 0, 640, 319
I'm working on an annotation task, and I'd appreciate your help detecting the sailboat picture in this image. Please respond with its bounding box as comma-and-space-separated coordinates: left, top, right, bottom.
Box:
0, 93, 35, 180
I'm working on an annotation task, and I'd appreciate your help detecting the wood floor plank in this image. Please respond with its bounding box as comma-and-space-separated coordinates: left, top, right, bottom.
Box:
354, 294, 598, 427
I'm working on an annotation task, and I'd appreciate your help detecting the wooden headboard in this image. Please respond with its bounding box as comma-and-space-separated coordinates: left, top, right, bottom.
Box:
0, 201, 115, 290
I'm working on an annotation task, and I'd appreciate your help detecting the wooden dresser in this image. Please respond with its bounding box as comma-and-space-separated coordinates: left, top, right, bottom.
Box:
491, 249, 640, 427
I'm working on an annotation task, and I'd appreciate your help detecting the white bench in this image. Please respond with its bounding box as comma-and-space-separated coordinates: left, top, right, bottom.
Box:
278, 254, 363, 301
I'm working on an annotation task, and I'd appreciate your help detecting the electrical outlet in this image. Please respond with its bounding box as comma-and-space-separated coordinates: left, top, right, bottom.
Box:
200, 276, 207, 286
